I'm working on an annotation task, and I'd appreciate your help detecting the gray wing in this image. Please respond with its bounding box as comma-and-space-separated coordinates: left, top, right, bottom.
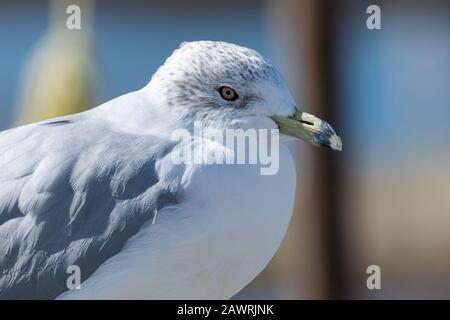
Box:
0, 115, 178, 299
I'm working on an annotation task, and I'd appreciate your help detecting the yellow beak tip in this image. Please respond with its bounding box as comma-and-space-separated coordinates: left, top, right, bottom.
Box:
329, 134, 343, 151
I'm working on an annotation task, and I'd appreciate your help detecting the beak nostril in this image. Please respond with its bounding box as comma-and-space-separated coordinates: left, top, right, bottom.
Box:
300, 120, 314, 126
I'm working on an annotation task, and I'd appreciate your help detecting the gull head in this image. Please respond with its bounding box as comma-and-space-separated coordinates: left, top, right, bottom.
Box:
148, 41, 342, 151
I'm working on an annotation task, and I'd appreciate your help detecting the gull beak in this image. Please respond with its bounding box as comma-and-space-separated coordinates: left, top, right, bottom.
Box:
272, 110, 342, 151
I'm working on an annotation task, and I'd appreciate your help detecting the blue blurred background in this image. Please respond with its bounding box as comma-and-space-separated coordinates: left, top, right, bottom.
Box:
0, 0, 449, 299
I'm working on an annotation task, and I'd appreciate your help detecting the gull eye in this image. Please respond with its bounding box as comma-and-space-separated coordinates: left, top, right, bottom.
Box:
219, 86, 238, 101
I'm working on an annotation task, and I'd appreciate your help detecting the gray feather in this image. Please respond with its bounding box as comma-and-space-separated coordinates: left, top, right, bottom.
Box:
0, 115, 178, 299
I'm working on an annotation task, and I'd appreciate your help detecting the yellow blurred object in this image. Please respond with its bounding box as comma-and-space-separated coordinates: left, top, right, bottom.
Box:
15, 0, 95, 125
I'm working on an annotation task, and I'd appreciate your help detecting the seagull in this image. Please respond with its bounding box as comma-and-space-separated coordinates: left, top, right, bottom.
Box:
0, 41, 341, 299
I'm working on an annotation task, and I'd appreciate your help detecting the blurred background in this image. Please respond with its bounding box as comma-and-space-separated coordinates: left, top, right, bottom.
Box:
0, 0, 449, 299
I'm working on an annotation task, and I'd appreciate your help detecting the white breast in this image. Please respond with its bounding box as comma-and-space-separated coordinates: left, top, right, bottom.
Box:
59, 145, 296, 299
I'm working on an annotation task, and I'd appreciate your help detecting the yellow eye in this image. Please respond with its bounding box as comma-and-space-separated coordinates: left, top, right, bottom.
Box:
219, 86, 238, 101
